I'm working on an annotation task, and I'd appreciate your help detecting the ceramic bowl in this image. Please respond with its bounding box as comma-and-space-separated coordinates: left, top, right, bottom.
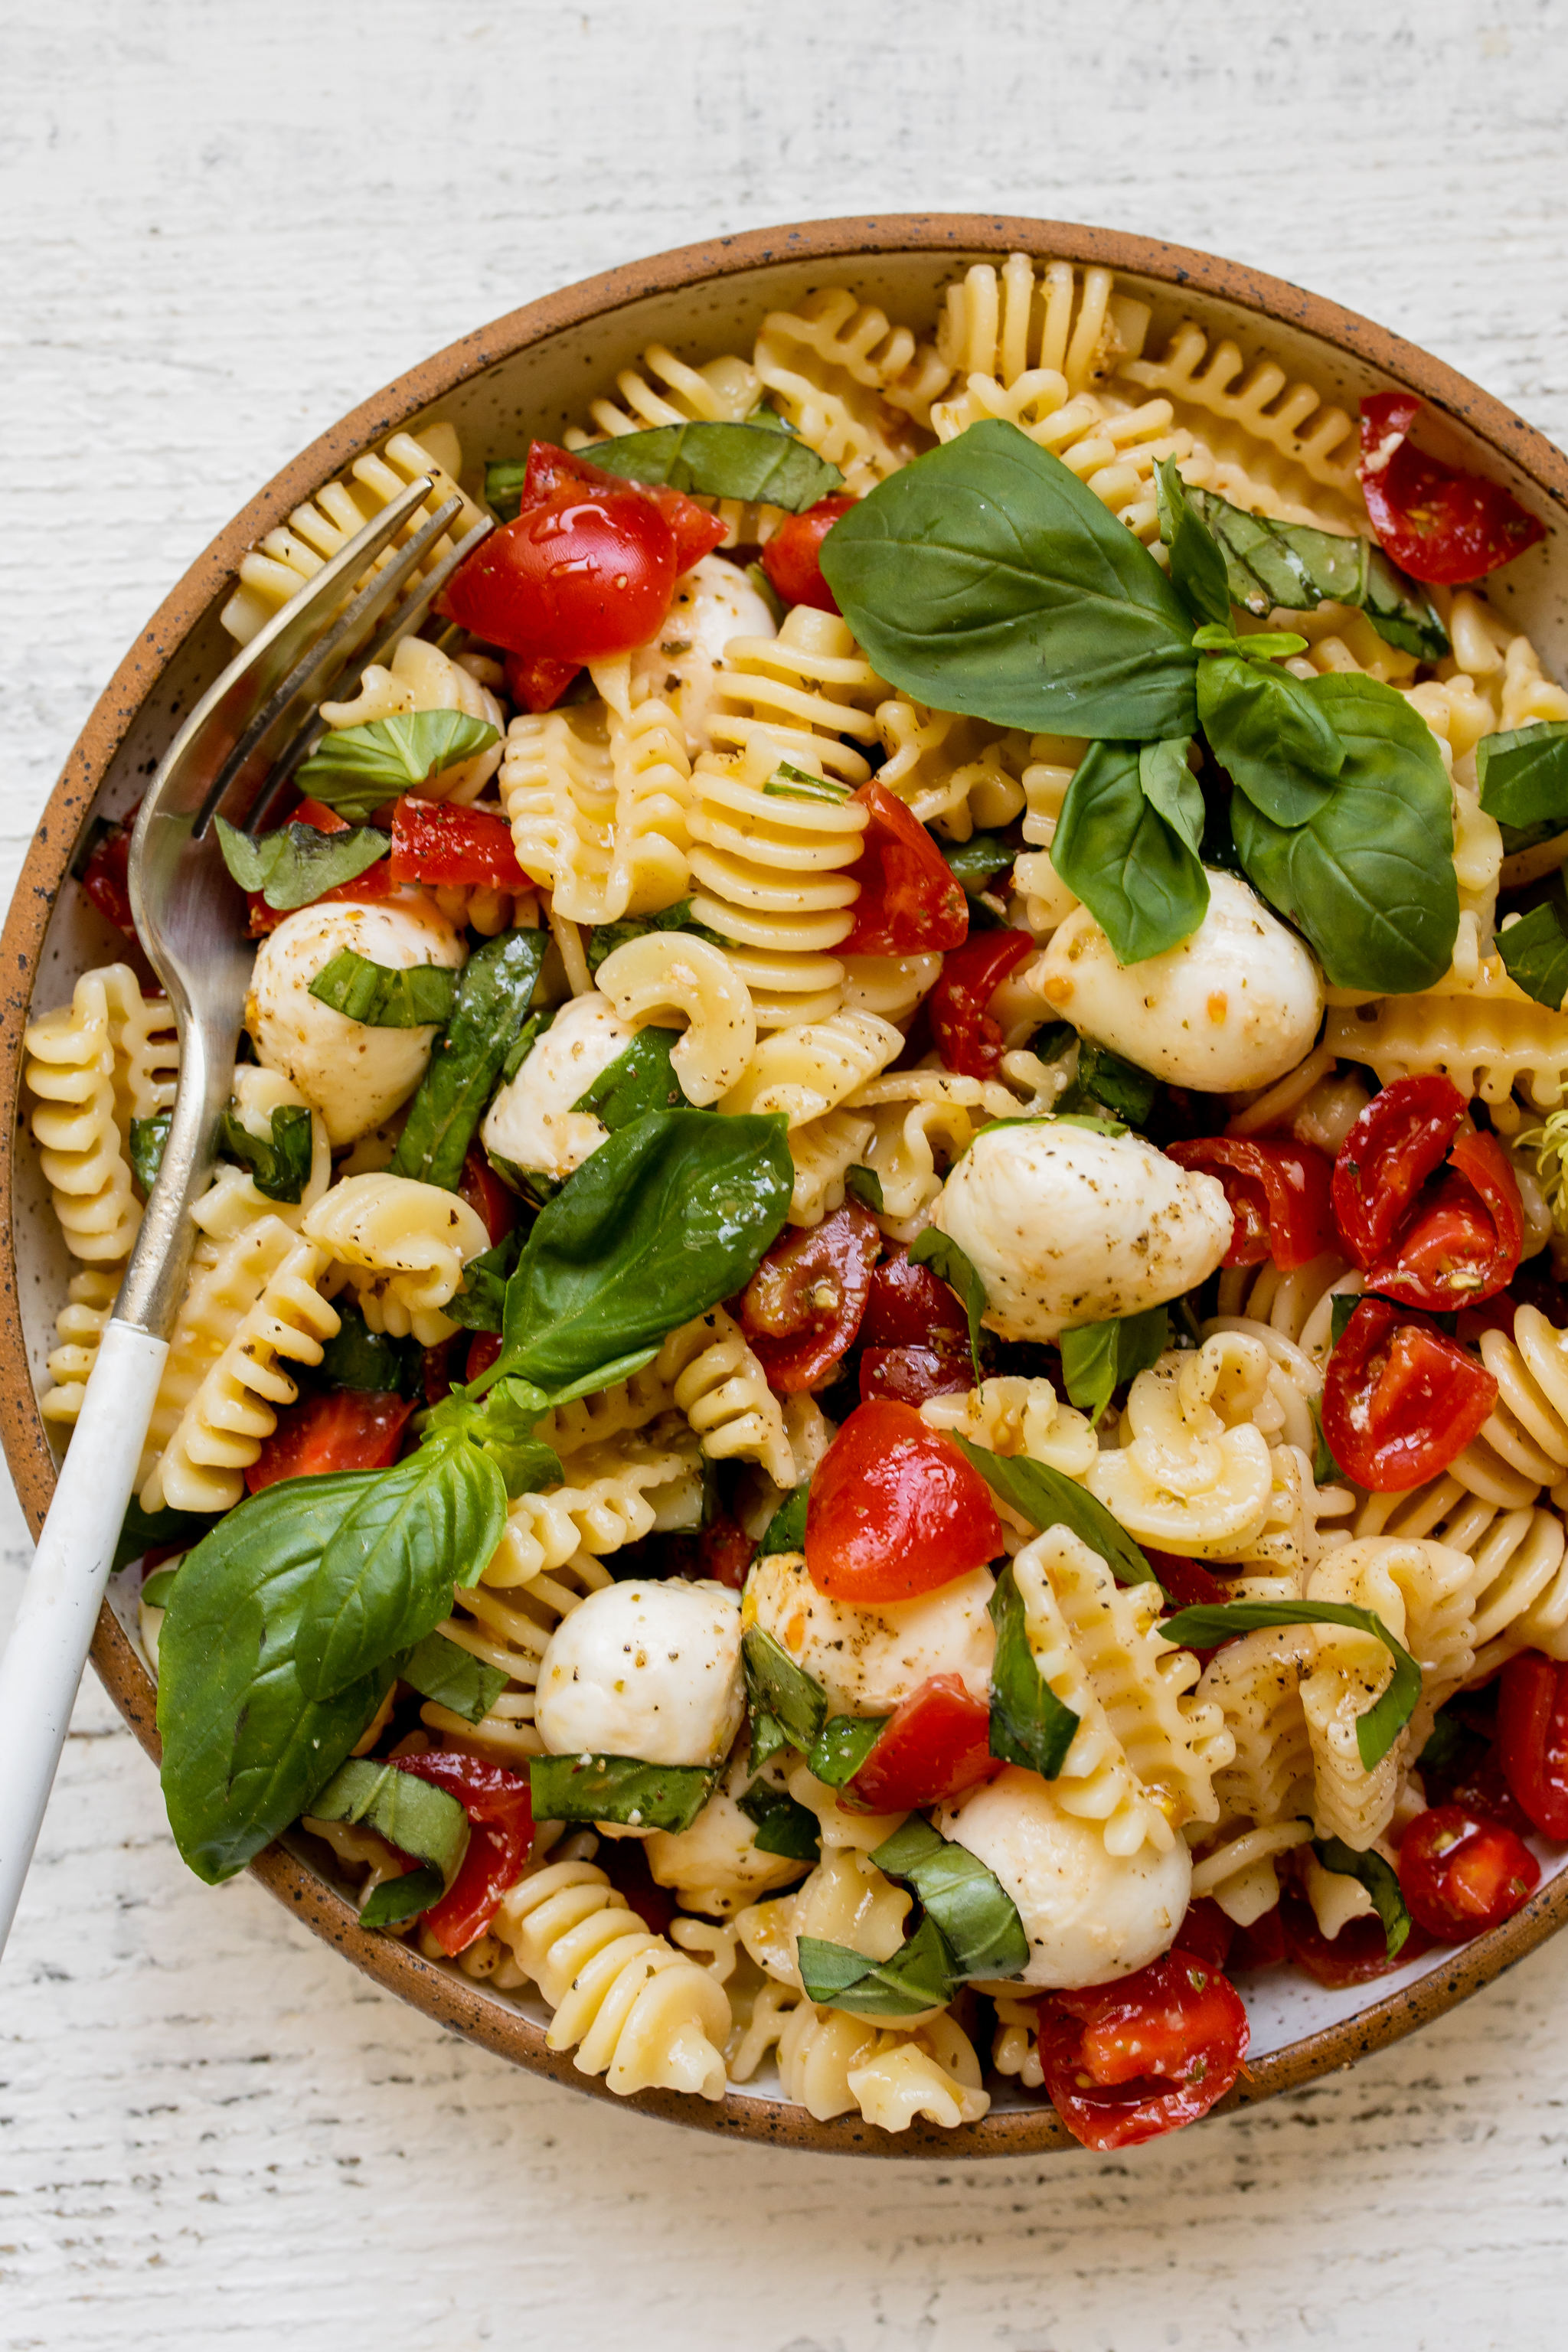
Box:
6, 214, 1568, 2157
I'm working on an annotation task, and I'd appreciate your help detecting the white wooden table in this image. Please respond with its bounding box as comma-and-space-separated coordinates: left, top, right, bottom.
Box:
5, 4, 1568, 2343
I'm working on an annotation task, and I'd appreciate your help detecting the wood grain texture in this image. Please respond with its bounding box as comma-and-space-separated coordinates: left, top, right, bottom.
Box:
4, 1, 1568, 2344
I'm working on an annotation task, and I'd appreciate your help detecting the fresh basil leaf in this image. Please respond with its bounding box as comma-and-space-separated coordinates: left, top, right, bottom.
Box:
988, 1560, 1082, 1779
488, 1154, 559, 1209
1230, 672, 1458, 995
1138, 736, 1205, 856
757, 1482, 809, 1558
317, 1301, 423, 1395
422, 1377, 562, 1501
1329, 1293, 1360, 1349
215, 1102, 315, 1206
952, 1433, 1159, 1589
808, 1713, 890, 1789
296, 710, 500, 821
528, 1753, 716, 1834
1308, 1393, 1349, 1487
737, 1783, 822, 1861
871, 1815, 1030, 1980
156, 1474, 394, 1881
747, 1711, 790, 1774
307, 949, 459, 1029
499, 1005, 554, 1087
113, 1494, 211, 1577
534, 1348, 662, 1412
1180, 477, 1449, 663
583, 900, 726, 975
390, 927, 550, 1190
1361, 549, 1452, 663
487, 423, 843, 519
1477, 721, 1568, 848
909, 1227, 988, 1383
1058, 1039, 1159, 1128
745, 560, 789, 629
497, 1109, 793, 1392
129, 1111, 171, 1196
400, 1628, 509, 1724
1197, 653, 1344, 828
295, 1434, 508, 1700
1051, 740, 1210, 964
1155, 457, 1232, 630
1058, 1305, 1171, 1426
139, 1565, 181, 1609
796, 1916, 958, 2019
214, 813, 390, 912
309, 1754, 472, 1924
358, 1869, 447, 1929
1496, 897, 1568, 1011
1191, 623, 1310, 662
1157, 1598, 1421, 1769
1312, 1834, 1412, 1961
572, 1026, 691, 1130
763, 760, 851, 805
941, 831, 1018, 893
444, 1231, 524, 1335
742, 1625, 828, 1755
844, 1163, 884, 1212
1417, 1704, 1466, 1774
818, 420, 1199, 741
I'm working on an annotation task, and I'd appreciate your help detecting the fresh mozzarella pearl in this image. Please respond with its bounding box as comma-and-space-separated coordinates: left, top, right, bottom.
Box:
937, 1766, 1191, 1988
1035, 869, 1324, 1093
743, 1549, 996, 1715
629, 552, 778, 756
246, 897, 466, 1146
480, 992, 635, 1187
645, 1753, 809, 1916
534, 1579, 744, 1769
930, 1122, 1230, 1342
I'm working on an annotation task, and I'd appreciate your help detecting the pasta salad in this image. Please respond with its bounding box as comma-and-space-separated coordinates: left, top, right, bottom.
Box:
32, 254, 1568, 2149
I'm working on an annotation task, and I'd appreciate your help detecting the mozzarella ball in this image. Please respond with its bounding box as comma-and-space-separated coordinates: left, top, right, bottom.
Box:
246, 897, 467, 1146
937, 1767, 1191, 1988
743, 1549, 996, 1715
1035, 869, 1323, 1093
534, 1579, 744, 1769
930, 1121, 1231, 1342
629, 552, 778, 756
645, 1753, 810, 1916
480, 991, 635, 1187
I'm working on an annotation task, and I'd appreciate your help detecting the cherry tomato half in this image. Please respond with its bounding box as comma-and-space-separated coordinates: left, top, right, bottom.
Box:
1168, 1135, 1335, 1272
390, 796, 528, 892
466, 1330, 503, 1386
442, 490, 678, 665
519, 441, 726, 578
1397, 1804, 1540, 1943
847, 1674, 1002, 1811
393, 1751, 534, 1955
1331, 1074, 1465, 1267
1359, 393, 1547, 585
804, 1398, 1004, 1602
839, 782, 969, 958
861, 1245, 969, 1354
737, 1200, 883, 1393
458, 1146, 517, 1249
1367, 1127, 1524, 1310
1497, 1651, 1568, 1839
80, 822, 137, 937
859, 1345, 974, 1406
1174, 1897, 1236, 1972
504, 648, 583, 715
244, 1388, 414, 1492
929, 928, 1037, 1080
244, 798, 399, 932
760, 494, 858, 614
1277, 1889, 1429, 1988
1037, 1951, 1250, 2149
1321, 1295, 1498, 1491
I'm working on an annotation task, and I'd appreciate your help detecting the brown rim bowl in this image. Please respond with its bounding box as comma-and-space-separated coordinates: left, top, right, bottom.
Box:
6, 214, 1568, 2158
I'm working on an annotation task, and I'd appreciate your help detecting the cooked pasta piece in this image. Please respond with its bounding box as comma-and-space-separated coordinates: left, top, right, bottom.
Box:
301, 1172, 490, 1345
562, 342, 775, 547
785, 1106, 876, 1228
593, 929, 756, 1103
318, 635, 506, 803
707, 606, 884, 783
655, 1307, 795, 1491
729, 1988, 989, 2129
1085, 1337, 1277, 1560
872, 696, 1031, 840
39, 1266, 121, 1426
753, 288, 949, 492
500, 689, 691, 926
720, 1008, 903, 1125
24, 963, 177, 1263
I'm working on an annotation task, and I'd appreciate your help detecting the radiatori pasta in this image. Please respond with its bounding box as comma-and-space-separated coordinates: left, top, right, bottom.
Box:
47, 253, 1568, 2151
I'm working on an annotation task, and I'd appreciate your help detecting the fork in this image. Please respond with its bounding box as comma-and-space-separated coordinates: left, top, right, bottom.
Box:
0, 477, 494, 1954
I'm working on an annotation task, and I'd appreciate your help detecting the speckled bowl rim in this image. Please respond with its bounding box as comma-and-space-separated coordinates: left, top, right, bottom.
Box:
6, 213, 1568, 2158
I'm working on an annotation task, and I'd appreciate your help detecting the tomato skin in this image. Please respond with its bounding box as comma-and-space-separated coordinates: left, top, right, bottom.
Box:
389, 796, 528, 892
737, 1201, 883, 1393
859, 1344, 974, 1406
244, 1388, 413, 1492
1037, 1952, 1250, 2148
760, 495, 858, 613
687, 1511, 758, 1592
442, 491, 677, 664
1174, 1897, 1235, 1972
1367, 1127, 1524, 1310
1321, 1295, 1498, 1491
1497, 1651, 1568, 1839
1359, 392, 1547, 585
929, 929, 1037, 1080
81, 823, 137, 937
847, 1674, 1003, 1811
1397, 1804, 1540, 1942
1227, 1903, 1285, 1971
504, 648, 582, 714
456, 1146, 517, 1248
805, 1398, 1004, 1601
839, 783, 969, 957
1331, 1074, 1465, 1267
1278, 1889, 1430, 1988
1167, 1136, 1335, 1272
861, 1246, 968, 1354
518, 440, 726, 578
392, 1751, 533, 1955
595, 1831, 679, 1936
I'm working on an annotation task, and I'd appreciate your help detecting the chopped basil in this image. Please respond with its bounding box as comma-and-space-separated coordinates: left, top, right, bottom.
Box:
908, 1227, 987, 1382
113, 1495, 211, 1576
1313, 1834, 1412, 1960
763, 760, 851, 804
485, 423, 843, 521
808, 1713, 890, 1789
1476, 720, 1568, 853
399, 1628, 508, 1726
756, 1481, 809, 1558
527, 1753, 716, 1834
1497, 890, 1568, 1011
307, 949, 459, 1028
214, 813, 390, 912
941, 831, 1018, 893
317, 1301, 423, 1394
844, 1163, 884, 1212
1050, 738, 1210, 965
1158, 1599, 1421, 1769
952, 1433, 1159, 1589
309, 1755, 471, 1927
745, 561, 789, 628
295, 710, 500, 822
797, 1915, 957, 2019
742, 1624, 828, 1772
1058, 1305, 1171, 1426
139, 1565, 181, 1609
871, 1815, 1029, 1980
129, 1111, 171, 1196
737, 1782, 822, 1861
390, 927, 550, 1190
987, 1560, 1082, 1779
444, 1230, 524, 1335
218, 1102, 315, 1204
1417, 1704, 1466, 1774
572, 1026, 691, 1130
1330, 1292, 1360, 1348
1056, 1039, 1159, 1127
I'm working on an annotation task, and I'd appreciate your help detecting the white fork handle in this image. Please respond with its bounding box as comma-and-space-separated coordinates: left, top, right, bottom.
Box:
0, 1320, 168, 1955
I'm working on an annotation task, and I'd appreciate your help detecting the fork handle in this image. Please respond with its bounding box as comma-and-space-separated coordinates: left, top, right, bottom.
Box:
0, 1319, 168, 1957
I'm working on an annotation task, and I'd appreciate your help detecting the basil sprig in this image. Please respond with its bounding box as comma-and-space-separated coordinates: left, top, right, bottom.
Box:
572, 1027, 691, 1131
871, 1815, 1029, 1980
400, 1628, 508, 1726
485, 422, 843, 522
217, 1102, 315, 1204
1477, 720, 1568, 853
1058, 1305, 1170, 1426
390, 928, 550, 1190
737, 1782, 822, 1862
1196, 647, 1343, 828
214, 813, 390, 912
1050, 737, 1210, 964
1497, 888, 1568, 1011
308, 949, 459, 1029
528, 1753, 717, 1834
987, 1560, 1081, 1779
1313, 1834, 1412, 1960
798, 1916, 958, 2020
423, 1377, 564, 1500
951, 1433, 1159, 1589
295, 710, 501, 822
909, 1227, 987, 1382
1158, 1599, 1421, 1769
308, 1756, 472, 1926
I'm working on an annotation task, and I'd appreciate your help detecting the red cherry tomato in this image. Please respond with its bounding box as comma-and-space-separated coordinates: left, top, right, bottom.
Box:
392, 1751, 534, 1955
1359, 393, 1546, 585
389, 796, 528, 892
1331, 1074, 1466, 1267
858, 1345, 975, 1406
861, 1246, 968, 1354
421, 1339, 459, 1406
1227, 1903, 1285, 1971
457, 1146, 517, 1249
1277, 1889, 1429, 1988
737, 1201, 883, 1393
243, 799, 399, 933
1174, 1897, 1235, 1972
1037, 1951, 1250, 2149
1367, 1127, 1524, 1310
1148, 1552, 1230, 1666
442, 489, 677, 665
804, 1398, 1004, 1601
595, 1831, 679, 1936
929, 929, 1037, 1080
687, 1511, 758, 1592
1397, 1804, 1540, 1942
847, 1674, 1003, 1811
1497, 1651, 1568, 1839
519, 441, 726, 578
1321, 1296, 1498, 1491
838, 782, 969, 958
80, 823, 137, 937
1166, 1136, 1335, 1272
244, 1388, 413, 1492
465, 1330, 503, 1385
504, 649, 583, 714
760, 495, 858, 614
